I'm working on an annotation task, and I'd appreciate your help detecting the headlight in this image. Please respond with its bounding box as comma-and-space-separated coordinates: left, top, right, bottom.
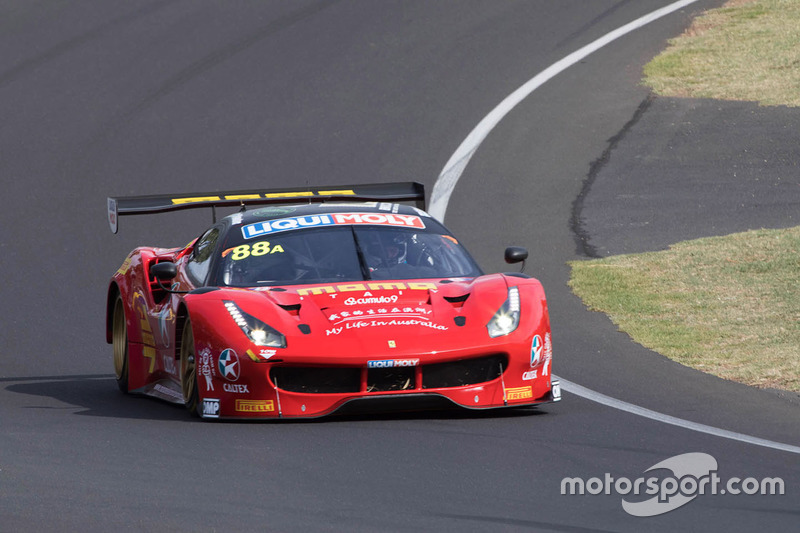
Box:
486, 286, 521, 338
224, 301, 286, 348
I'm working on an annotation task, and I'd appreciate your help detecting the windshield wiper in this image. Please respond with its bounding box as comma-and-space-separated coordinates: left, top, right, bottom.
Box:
350, 227, 371, 281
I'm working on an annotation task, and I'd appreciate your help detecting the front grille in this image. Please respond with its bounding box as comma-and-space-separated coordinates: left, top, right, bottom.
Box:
270, 366, 360, 394
270, 354, 507, 394
422, 354, 506, 389
367, 366, 415, 392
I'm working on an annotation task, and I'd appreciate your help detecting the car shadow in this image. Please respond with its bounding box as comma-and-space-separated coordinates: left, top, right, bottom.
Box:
2, 374, 552, 423
2, 374, 190, 421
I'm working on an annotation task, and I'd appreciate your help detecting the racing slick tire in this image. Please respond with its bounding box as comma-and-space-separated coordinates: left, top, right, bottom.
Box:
112, 295, 130, 393
180, 318, 201, 417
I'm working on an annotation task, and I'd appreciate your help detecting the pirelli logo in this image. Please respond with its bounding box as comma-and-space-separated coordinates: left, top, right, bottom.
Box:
506, 386, 533, 401
171, 190, 356, 205
297, 281, 437, 296
235, 400, 275, 413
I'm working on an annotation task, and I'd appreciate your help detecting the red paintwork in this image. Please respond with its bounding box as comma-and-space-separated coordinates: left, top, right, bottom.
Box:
107, 242, 556, 419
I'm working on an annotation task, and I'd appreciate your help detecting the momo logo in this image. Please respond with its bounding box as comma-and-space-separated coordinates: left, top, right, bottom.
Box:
218, 349, 240, 381
202, 399, 220, 418
561, 452, 785, 517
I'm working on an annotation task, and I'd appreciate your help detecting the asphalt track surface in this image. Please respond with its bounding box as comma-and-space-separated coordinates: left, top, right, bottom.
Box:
1, 1, 798, 531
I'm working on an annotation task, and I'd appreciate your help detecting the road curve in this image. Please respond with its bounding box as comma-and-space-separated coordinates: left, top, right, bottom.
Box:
1, 1, 796, 531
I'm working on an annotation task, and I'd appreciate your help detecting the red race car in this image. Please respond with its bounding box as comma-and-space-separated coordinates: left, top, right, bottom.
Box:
106, 182, 560, 419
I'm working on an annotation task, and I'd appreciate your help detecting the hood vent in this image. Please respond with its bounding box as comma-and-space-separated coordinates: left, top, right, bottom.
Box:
278, 303, 301, 316
443, 293, 470, 308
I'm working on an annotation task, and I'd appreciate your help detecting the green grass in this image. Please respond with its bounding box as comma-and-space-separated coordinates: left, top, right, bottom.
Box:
569, 227, 800, 392
643, 0, 800, 107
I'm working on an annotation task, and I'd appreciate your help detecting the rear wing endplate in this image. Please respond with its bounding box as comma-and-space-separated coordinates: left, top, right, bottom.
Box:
107, 182, 425, 233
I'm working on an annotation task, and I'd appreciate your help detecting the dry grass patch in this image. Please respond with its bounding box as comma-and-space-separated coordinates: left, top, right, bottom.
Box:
643, 0, 800, 106
569, 227, 800, 391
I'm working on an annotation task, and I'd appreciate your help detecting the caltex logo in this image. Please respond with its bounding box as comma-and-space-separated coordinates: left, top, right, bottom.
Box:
218, 349, 240, 381
530, 335, 543, 366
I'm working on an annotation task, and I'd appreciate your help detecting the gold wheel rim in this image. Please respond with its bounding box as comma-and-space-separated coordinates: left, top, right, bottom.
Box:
180, 322, 196, 404
112, 298, 127, 380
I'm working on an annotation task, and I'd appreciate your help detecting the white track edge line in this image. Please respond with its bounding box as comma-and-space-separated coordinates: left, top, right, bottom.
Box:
557, 377, 800, 455
428, 0, 701, 222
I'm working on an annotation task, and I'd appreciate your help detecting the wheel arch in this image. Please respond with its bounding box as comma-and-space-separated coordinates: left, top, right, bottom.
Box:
106, 282, 121, 344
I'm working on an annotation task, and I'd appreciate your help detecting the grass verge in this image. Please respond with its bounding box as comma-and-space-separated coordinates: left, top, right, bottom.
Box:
569, 227, 800, 392
643, 0, 800, 107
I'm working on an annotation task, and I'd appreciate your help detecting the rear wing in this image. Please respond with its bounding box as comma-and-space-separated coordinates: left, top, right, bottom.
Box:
107, 182, 425, 233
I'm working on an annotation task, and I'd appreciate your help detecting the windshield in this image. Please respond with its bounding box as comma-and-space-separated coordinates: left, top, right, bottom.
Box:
217, 225, 482, 287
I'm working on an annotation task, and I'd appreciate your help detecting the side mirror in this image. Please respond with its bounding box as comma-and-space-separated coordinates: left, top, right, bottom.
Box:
504, 246, 528, 264
504, 246, 528, 273
150, 261, 178, 281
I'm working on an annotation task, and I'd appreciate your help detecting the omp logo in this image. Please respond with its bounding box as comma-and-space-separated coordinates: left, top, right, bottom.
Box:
242, 212, 425, 239
368, 359, 420, 368
202, 399, 220, 418
561, 452, 785, 517
235, 400, 275, 413
505, 386, 533, 400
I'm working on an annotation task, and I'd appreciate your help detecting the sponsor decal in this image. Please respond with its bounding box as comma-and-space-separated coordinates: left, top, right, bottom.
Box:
326, 319, 448, 336
108, 198, 118, 233
218, 349, 240, 381
223, 383, 250, 393
241, 212, 425, 239
246, 348, 277, 362
551, 381, 561, 401
368, 359, 420, 368
506, 386, 533, 401
530, 334, 543, 367
202, 399, 220, 418
343, 293, 399, 306
543, 332, 553, 376
235, 399, 275, 413
115, 256, 132, 276
328, 306, 432, 323
153, 383, 183, 401
388, 340, 396, 348
199, 347, 215, 391
298, 281, 436, 296
522, 370, 537, 381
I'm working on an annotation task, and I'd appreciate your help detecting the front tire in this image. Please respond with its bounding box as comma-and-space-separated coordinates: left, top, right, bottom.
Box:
112, 296, 130, 393
180, 318, 201, 417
